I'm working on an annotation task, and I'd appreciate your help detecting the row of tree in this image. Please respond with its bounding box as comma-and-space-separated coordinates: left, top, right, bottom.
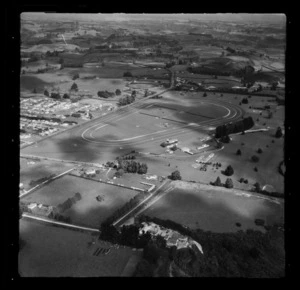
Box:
97, 90, 115, 98
215, 116, 255, 138
57, 192, 82, 213
211, 176, 234, 189
101, 191, 150, 226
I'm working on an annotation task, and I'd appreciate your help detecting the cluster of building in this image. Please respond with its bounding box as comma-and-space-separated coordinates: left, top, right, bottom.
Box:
139, 222, 203, 254
26, 202, 54, 218
20, 117, 60, 137
20, 97, 105, 139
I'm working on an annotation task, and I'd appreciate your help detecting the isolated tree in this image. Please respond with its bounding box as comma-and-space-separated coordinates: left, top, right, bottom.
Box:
214, 176, 222, 187
123, 71, 133, 77
220, 135, 230, 144
70, 82, 78, 92
115, 169, 124, 178
72, 73, 80, 80
22, 69, 26, 75
275, 127, 283, 138
63, 93, 70, 99
236, 149, 242, 156
115, 89, 121, 96
224, 165, 234, 176
225, 178, 234, 189
44, 89, 49, 97
257, 148, 263, 154
251, 155, 259, 162
239, 177, 244, 183
242, 98, 248, 104
169, 170, 182, 180
254, 167, 258, 172
203, 92, 207, 97
32, 88, 37, 94
253, 182, 261, 192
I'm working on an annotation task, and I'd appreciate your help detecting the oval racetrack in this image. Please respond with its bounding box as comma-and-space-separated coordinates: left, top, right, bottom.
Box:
79, 97, 244, 147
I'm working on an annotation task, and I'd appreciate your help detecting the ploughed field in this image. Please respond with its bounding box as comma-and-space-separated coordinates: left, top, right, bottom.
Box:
144, 181, 284, 233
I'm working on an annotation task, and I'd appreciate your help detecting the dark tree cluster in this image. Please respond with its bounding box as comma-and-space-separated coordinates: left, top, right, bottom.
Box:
57, 192, 82, 213
70, 82, 78, 92
72, 73, 80, 80
50, 92, 61, 99
97, 90, 115, 98
241, 98, 249, 104
117, 159, 148, 174
223, 165, 234, 176
275, 127, 283, 138
169, 170, 182, 180
123, 71, 133, 77
215, 117, 255, 138
211, 176, 233, 188
137, 215, 284, 278
118, 94, 136, 106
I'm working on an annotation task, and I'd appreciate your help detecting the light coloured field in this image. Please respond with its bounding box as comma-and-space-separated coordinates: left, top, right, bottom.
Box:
21, 174, 138, 228
19, 219, 141, 277
144, 181, 284, 233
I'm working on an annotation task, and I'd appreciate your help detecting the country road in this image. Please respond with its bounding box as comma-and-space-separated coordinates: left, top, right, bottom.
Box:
22, 213, 99, 233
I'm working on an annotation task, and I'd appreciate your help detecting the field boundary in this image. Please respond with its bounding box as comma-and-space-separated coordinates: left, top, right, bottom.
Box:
22, 213, 99, 233
68, 173, 146, 192
20, 167, 77, 198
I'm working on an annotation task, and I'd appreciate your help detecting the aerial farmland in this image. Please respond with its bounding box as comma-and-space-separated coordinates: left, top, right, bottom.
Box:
18, 13, 286, 278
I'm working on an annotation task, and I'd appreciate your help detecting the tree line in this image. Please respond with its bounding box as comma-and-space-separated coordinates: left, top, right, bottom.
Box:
215, 116, 255, 138
101, 191, 151, 226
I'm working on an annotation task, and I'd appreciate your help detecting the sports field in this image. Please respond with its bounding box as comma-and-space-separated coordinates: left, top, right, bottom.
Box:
21, 174, 138, 228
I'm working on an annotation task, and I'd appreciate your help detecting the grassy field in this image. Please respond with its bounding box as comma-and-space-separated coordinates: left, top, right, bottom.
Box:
21, 174, 138, 228
19, 219, 141, 277
20, 159, 75, 190
143, 181, 284, 233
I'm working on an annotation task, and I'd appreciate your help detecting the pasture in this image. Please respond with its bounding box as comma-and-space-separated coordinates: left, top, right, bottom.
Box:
21, 174, 138, 228
20, 159, 75, 190
143, 181, 284, 233
19, 219, 141, 277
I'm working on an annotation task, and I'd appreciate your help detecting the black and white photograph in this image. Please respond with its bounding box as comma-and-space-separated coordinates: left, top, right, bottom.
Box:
16, 12, 286, 278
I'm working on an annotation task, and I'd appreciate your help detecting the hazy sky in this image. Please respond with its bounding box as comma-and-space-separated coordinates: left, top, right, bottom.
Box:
22, 13, 286, 25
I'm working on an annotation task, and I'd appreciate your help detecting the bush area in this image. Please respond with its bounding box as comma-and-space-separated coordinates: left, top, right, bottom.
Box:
107, 159, 148, 174
134, 215, 284, 278
97, 90, 115, 98
118, 94, 136, 106
215, 116, 254, 138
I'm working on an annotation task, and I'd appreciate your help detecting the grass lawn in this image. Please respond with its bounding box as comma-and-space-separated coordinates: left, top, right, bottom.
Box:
19, 219, 141, 277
